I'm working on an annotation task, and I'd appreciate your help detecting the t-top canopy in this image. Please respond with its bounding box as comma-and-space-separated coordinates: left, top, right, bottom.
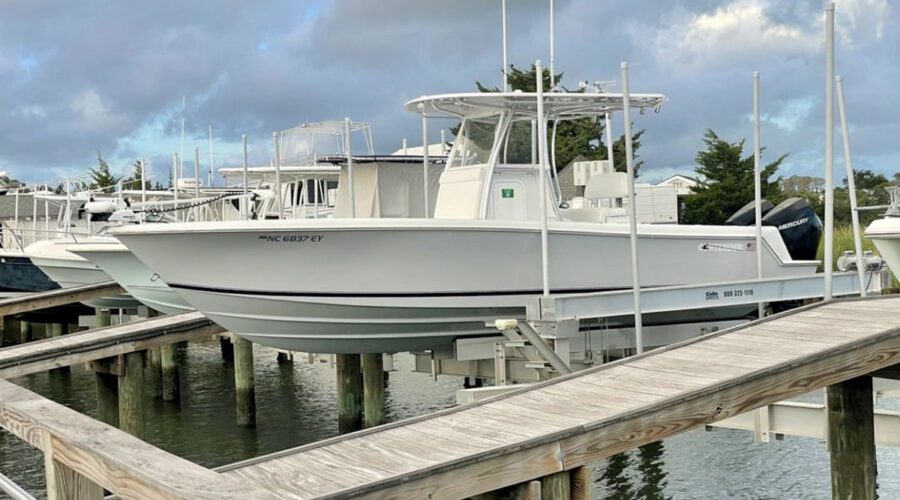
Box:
404, 92, 667, 120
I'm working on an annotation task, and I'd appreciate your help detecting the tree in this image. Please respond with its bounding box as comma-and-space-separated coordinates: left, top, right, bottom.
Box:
471, 64, 646, 177
89, 152, 121, 189
124, 160, 150, 190
682, 130, 785, 225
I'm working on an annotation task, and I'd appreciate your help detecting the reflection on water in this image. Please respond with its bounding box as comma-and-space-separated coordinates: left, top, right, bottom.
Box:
4, 338, 900, 499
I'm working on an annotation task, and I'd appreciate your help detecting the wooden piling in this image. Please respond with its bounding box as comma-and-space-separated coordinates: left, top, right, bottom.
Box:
160, 343, 180, 402
92, 358, 119, 428
48, 323, 70, 374
570, 466, 592, 500
540, 471, 570, 500
118, 351, 145, 439
220, 335, 234, 363
827, 375, 876, 500
233, 336, 256, 426
336, 353, 363, 433
362, 353, 385, 428
147, 346, 163, 398
95, 308, 111, 328
276, 351, 293, 364
19, 320, 31, 344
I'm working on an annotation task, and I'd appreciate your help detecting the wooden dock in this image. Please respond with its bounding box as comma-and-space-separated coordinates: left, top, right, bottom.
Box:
2, 296, 899, 499
0, 311, 221, 378
0, 281, 123, 317
218, 296, 900, 498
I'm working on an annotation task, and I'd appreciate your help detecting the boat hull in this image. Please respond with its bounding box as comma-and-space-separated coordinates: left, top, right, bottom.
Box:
26, 240, 140, 309
112, 219, 818, 353
70, 245, 193, 315
0, 249, 59, 292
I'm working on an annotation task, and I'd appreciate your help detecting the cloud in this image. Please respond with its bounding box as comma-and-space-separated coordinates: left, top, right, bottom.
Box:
0, 0, 895, 186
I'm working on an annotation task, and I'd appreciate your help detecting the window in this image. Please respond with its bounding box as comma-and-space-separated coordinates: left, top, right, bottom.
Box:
448, 116, 500, 168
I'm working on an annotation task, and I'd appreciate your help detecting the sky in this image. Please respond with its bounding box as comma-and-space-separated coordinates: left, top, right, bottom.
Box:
0, 0, 894, 185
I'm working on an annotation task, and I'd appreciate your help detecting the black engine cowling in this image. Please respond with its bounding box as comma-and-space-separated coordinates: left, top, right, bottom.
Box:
760, 198, 822, 261
725, 198, 822, 261
725, 199, 775, 225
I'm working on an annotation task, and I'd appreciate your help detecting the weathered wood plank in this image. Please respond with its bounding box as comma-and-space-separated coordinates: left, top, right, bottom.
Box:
224, 297, 900, 500
0, 281, 124, 317
0, 311, 222, 378
0, 379, 276, 499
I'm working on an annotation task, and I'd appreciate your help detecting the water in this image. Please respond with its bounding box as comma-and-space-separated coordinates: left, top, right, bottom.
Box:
2, 338, 900, 499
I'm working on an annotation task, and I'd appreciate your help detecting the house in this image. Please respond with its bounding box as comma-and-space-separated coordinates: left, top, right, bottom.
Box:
656, 174, 703, 196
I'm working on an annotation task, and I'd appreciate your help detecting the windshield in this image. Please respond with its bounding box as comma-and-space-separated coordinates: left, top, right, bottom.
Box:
448, 115, 500, 168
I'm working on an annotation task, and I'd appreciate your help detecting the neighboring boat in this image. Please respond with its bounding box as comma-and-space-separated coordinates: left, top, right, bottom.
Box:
25, 237, 140, 309
864, 187, 900, 273
69, 241, 193, 315
111, 92, 822, 354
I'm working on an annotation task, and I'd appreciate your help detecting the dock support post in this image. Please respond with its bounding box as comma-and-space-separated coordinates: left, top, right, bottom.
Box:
147, 347, 162, 398
540, 471, 570, 500
19, 320, 31, 344
95, 308, 111, 328
336, 353, 363, 433
118, 351, 145, 439
94, 368, 119, 427
362, 353, 385, 428
233, 336, 256, 426
827, 375, 876, 500
48, 323, 70, 375
160, 343, 180, 402
44, 438, 103, 500
570, 467, 592, 500
220, 335, 234, 363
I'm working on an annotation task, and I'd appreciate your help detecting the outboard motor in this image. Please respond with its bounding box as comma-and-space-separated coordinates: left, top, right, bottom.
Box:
761, 197, 823, 261
725, 199, 775, 225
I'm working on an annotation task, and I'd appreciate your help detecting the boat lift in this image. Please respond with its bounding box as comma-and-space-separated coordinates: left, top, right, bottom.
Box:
415, 269, 887, 385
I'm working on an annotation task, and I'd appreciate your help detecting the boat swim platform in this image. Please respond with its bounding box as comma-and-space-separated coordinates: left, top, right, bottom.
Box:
0, 311, 222, 378
2, 296, 899, 499
0, 281, 124, 318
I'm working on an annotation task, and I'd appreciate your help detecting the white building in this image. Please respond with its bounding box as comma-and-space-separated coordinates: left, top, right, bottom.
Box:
656, 174, 703, 196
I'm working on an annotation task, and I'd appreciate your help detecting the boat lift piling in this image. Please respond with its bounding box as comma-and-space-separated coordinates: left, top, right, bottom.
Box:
753, 71, 765, 317
824, 2, 835, 300
535, 60, 551, 299
336, 353, 363, 433
836, 76, 867, 297
421, 107, 430, 217
345, 117, 356, 217
621, 61, 644, 353
362, 352, 386, 428
233, 335, 256, 426
241, 134, 249, 220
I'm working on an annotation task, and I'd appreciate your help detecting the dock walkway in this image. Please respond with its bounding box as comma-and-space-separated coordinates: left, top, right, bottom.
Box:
0, 310, 221, 378
1, 296, 898, 499
0, 281, 123, 317
218, 296, 900, 498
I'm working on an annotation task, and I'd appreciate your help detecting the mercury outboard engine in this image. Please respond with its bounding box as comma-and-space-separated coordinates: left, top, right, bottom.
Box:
761, 198, 822, 261
725, 199, 775, 225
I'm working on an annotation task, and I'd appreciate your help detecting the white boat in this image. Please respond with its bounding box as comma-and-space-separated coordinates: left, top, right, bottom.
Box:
864, 187, 900, 273
68, 241, 193, 315
25, 237, 140, 309
112, 92, 821, 353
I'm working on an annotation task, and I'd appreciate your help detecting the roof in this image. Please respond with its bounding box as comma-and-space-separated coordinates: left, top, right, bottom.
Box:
657, 174, 703, 185
405, 92, 667, 120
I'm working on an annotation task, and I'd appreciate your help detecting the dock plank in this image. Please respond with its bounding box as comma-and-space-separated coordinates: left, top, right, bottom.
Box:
0, 311, 223, 378
220, 297, 900, 499
0, 379, 276, 499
